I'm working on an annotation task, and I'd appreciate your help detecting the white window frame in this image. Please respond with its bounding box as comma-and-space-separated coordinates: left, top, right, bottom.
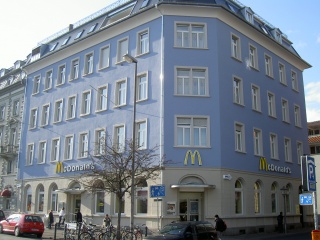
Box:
245, 8, 254, 24
67, 95, 77, 120
175, 22, 207, 49
264, 54, 273, 77
267, 91, 276, 118
291, 70, 298, 91
51, 138, 60, 162
51, 186, 58, 212
137, 29, 149, 56
32, 75, 41, 94
254, 181, 261, 214
253, 128, 263, 156
95, 191, 105, 214
54, 99, 63, 123
235, 122, 245, 153
78, 132, 89, 158
231, 34, 241, 60
27, 143, 34, 165
270, 133, 279, 159
95, 128, 106, 156
57, 64, 66, 86
99, 45, 110, 70
117, 37, 128, 63
297, 141, 303, 164
0, 105, 5, 121
176, 116, 210, 147
38, 140, 47, 164
70, 58, 79, 81
136, 119, 147, 150
281, 98, 290, 123
249, 44, 258, 69
284, 137, 292, 162
175, 67, 208, 96
294, 104, 301, 127
278, 62, 286, 85
81, 90, 91, 116
64, 135, 74, 160
233, 76, 244, 105
84, 52, 94, 75
251, 84, 261, 111
114, 124, 125, 152
41, 104, 50, 127
137, 72, 148, 102
12, 99, 20, 116
235, 180, 243, 214
37, 186, 45, 212
96, 85, 108, 112
44, 70, 53, 91
29, 108, 38, 129
115, 79, 127, 107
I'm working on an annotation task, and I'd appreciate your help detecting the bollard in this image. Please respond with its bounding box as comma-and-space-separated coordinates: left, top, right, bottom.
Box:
77, 222, 82, 240
312, 230, 320, 240
145, 225, 148, 237
64, 224, 67, 240
54, 223, 58, 240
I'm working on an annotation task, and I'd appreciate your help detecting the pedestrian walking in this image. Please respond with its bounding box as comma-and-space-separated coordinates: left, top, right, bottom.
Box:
48, 210, 54, 229
58, 207, 66, 227
103, 214, 111, 227
277, 212, 283, 233
214, 214, 227, 240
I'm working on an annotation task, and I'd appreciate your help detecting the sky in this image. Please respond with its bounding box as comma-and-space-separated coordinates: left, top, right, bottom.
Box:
0, 0, 319, 122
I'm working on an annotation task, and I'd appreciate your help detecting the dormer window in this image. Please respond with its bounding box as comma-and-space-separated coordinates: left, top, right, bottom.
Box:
272, 28, 282, 43
75, 30, 84, 40
88, 23, 98, 34
140, 0, 149, 9
245, 8, 254, 24
50, 42, 59, 52
61, 37, 70, 46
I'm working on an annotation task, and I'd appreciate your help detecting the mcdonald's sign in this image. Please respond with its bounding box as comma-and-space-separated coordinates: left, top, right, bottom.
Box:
259, 157, 268, 171
55, 161, 94, 174
184, 150, 202, 166
55, 162, 64, 173
259, 157, 291, 174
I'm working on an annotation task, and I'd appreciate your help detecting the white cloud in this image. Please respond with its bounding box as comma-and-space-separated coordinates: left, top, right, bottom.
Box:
305, 82, 320, 122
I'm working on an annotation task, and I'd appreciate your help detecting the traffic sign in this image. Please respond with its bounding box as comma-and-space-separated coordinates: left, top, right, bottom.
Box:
307, 156, 317, 192
299, 193, 313, 205
150, 185, 165, 198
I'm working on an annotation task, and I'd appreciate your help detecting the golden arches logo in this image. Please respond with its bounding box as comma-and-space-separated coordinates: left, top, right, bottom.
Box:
259, 157, 268, 171
184, 150, 202, 166
55, 162, 64, 173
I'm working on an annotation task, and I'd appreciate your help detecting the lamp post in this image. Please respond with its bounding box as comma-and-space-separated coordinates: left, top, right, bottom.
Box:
123, 54, 138, 233
280, 186, 288, 234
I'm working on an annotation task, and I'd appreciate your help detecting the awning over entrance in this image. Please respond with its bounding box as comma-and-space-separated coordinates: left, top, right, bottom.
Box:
171, 184, 215, 189
1, 189, 11, 197
55, 188, 86, 194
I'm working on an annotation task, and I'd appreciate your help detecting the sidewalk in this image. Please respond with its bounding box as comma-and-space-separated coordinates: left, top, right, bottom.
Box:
41, 226, 65, 240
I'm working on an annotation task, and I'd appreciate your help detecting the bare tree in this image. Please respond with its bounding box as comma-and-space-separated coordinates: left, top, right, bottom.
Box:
76, 135, 166, 239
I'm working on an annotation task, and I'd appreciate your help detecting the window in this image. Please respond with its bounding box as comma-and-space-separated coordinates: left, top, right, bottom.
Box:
44, 70, 53, 90
245, 9, 254, 24
79, 132, 89, 158
251, 85, 261, 111
27, 144, 34, 165
96, 85, 108, 112
88, 23, 98, 34
267, 92, 276, 117
140, 0, 149, 8
291, 70, 298, 91
50, 42, 58, 51
253, 128, 263, 156
114, 125, 125, 152
233, 76, 243, 105
176, 116, 209, 147
176, 67, 207, 96
29, 108, 38, 129
51, 138, 60, 162
297, 142, 303, 164
137, 120, 147, 149
175, 23, 206, 48
281, 99, 290, 123
41, 104, 50, 126
294, 105, 301, 127
57, 65, 66, 85
137, 29, 149, 55
64, 135, 74, 160
51, 185, 58, 212
235, 123, 245, 152
231, 34, 241, 60
54, 99, 63, 123
81, 90, 91, 115
26, 187, 32, 212
67, 95, 77, 120
137, 73, 148, 101
270, 133, 278, 159
12, 99, 20, 116
70, 59, 79, 80
117, 38, 128, 63
0, 105, 5, 121
84, 53, 94, 75
249, 45, 258, 69
0, 127, 3, 149
99, 46, 110, 69
254, 181, 261, 214
96, 191, 105, 213
9, 127, 17, 147
74, 30, 84, 40
235, 180, 243, 214
38, 141, 47, 164
61, 37, 70, 46
264, 54, 273, 77
33, 76, 40, 94
115, 80, 127, 107
95, 129, 106, 155
271, 183, 277, 213
278, 63, 286, 85
284, 138, 292, 162
37, 185, 44, 212
136, 179, 148, 214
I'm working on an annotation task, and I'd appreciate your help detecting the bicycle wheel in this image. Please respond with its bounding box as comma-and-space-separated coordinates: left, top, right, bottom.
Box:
123, 232, 136, 240
135, 231, 143, 240
79, 232, 94, 240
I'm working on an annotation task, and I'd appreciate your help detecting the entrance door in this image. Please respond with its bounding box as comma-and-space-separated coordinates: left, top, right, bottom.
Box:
179, 193, 201, 221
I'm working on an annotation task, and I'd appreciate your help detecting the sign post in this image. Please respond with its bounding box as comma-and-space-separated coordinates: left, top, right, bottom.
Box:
150, 185, 165, 230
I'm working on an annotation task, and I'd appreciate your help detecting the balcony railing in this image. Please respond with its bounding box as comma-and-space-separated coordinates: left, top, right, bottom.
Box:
0, 145, 19, 158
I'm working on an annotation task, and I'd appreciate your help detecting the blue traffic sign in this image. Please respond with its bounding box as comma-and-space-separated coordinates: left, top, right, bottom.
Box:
307, 156, 316, 191
150, 185, 165, 198
299, 193, 313, 205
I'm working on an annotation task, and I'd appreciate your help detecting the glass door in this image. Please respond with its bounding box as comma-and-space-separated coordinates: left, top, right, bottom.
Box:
179, 198, 200, 221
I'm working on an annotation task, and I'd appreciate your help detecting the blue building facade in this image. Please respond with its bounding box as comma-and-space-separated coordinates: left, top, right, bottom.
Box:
17, 0, 311, 234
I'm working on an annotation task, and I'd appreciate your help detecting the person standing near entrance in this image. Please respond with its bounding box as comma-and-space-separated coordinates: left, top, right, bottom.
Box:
58, 207, 66, 227
48, 210, 54, 229
76, 209, 82, 223
277, 212, 283, 233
